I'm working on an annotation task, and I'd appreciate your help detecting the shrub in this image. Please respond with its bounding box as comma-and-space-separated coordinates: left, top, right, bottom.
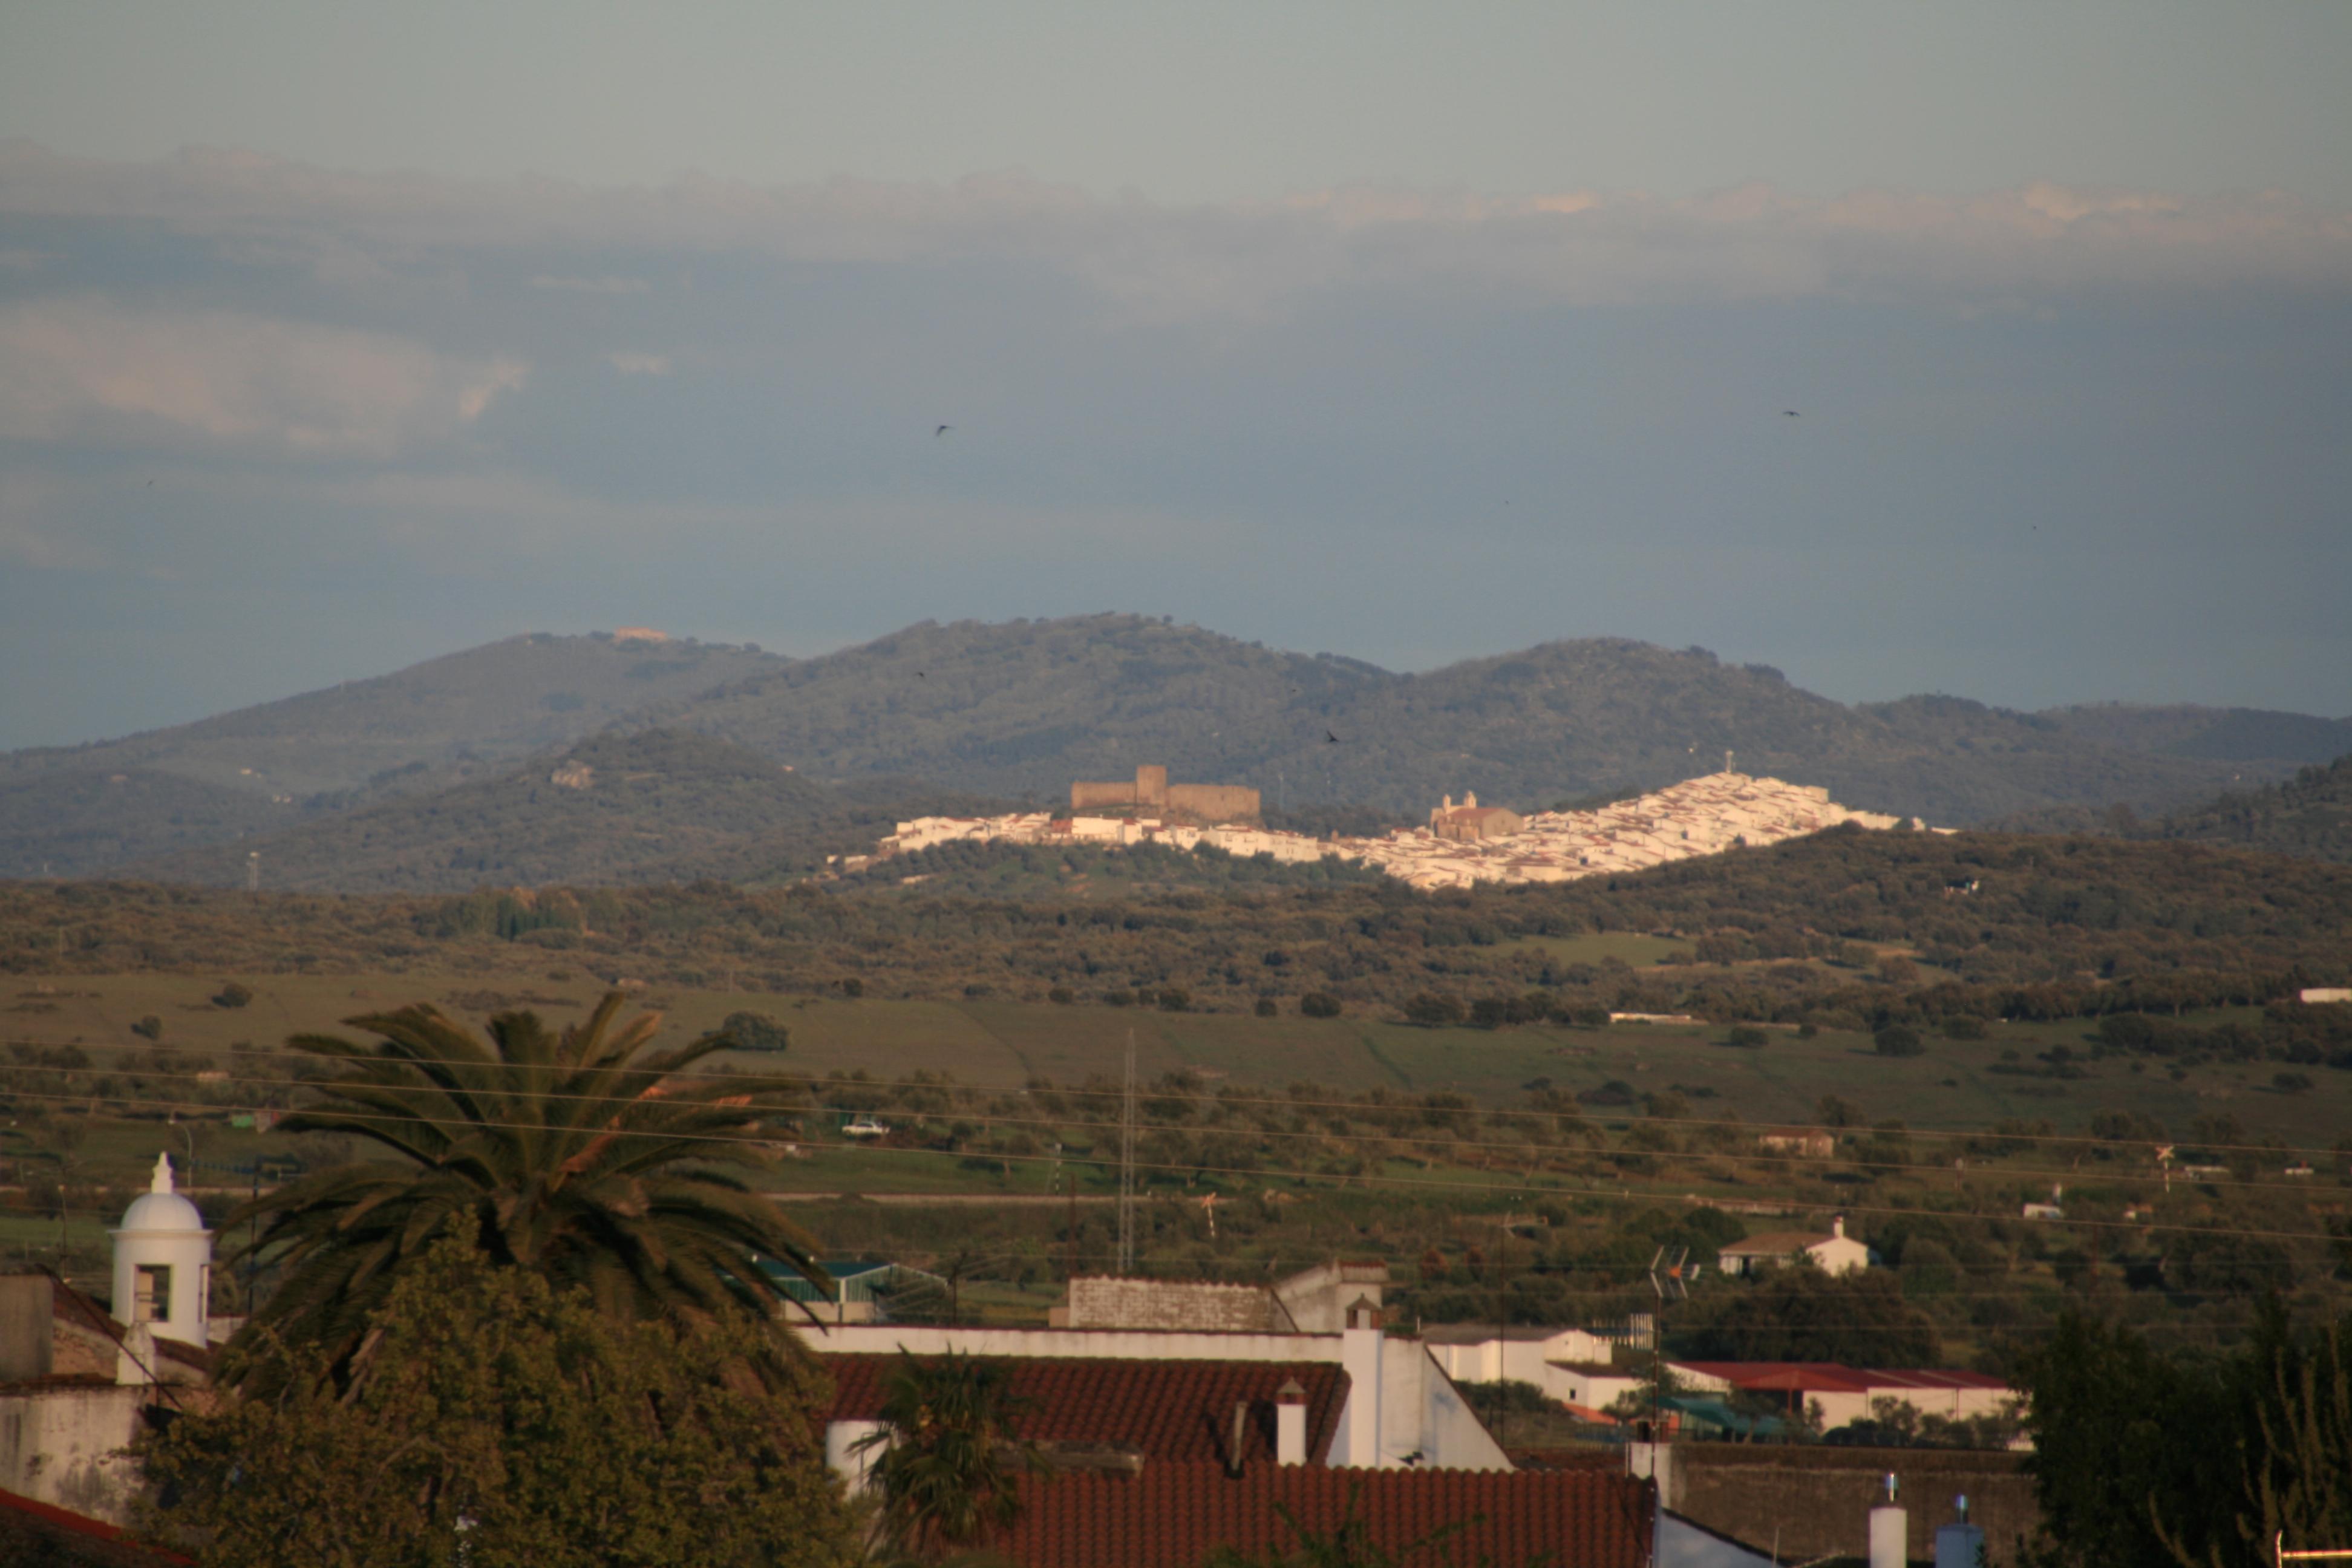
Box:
1469, 998, 1508, 1030
718, 1011, 791, 1053
1724, 1025, 1769, 1049
1875, 1026, 1926, 1058
1156, 987, 1190, 1013
1299, 992, 1343, 1019
1941, 1016, 1987, 1040
1403, 993, 1465, 1027
131, 1015, 163, 1042
1047, 987, 1074, 1005
1253, 998, 1278, 1018
212, 982, 254, 1009
1102, 990, 1135, 1008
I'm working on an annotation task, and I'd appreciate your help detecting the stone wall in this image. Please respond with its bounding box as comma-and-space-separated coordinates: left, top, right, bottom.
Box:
1071, 767, 1259, 823
1167, 783, 1261, 823
1066, 1276, 1281, 1333
1657, 1444, 2037, 1564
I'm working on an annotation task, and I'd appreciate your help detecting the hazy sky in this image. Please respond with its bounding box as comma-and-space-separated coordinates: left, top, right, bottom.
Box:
2, 4, 2349, 748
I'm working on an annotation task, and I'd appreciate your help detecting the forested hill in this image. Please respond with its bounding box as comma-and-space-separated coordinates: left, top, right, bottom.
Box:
2143, 754, 2352, 863
658, 616, 2263, 827
119, 730, 1010, 895
0, 634, 780, 878
3, 615, 2324, 880
2039, 702, 2352, 765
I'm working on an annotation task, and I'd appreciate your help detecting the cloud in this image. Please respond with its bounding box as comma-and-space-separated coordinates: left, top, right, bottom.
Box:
604, 351, 671, 376
2, 142, 2344, 320
530, 274, 652, 294
0, 296, 527, 457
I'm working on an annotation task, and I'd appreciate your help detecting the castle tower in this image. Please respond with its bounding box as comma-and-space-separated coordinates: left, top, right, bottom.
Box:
110, 1152, 212, 1348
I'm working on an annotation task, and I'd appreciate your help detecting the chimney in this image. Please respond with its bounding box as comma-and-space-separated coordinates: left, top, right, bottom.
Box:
1228, 1402, 1250, 1477
1340, 1296, 1383, 1468
0, 1272, 54, 1382
1832, 1215, 1846, 1240
1869, 1472, 1907, 1568
1275, 1379, 1307, 1466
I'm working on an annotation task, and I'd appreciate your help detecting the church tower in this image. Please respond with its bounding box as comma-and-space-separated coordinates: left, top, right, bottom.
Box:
110, 1152, 213, 1348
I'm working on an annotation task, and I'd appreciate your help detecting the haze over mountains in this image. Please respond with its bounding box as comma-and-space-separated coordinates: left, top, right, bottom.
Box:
4, 615, 2346, 888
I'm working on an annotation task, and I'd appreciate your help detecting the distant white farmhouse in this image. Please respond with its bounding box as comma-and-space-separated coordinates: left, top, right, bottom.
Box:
1716, 1215, 1870, 1278
1420, 1324, 1645, 1417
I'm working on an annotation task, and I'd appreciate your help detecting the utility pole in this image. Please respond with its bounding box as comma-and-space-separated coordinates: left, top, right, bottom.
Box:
1492, 1220, 1511, 1449
1116, 1029, 1137, 1275
246, 851, 261, 893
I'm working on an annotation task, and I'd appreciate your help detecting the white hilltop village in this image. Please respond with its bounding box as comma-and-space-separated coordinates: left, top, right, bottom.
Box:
873, 769, 1936, 892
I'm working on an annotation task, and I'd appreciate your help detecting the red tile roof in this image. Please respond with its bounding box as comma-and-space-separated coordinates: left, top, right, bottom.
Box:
824, 1356, 1348, 1467
0, 1486, 192, 1566
1672, 1362, 2011, 1394
991, 1463, 1653, 1568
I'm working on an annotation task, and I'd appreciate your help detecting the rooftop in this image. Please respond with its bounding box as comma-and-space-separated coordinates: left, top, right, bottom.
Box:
989, 1463, 1654, 1568
823, 1355, 1348, 1467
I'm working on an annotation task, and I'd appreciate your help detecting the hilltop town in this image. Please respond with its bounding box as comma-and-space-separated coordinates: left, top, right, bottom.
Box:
878, 765, 1927, 889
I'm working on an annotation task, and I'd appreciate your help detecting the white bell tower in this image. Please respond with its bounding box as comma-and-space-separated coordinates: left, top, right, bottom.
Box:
110, 1152, 213, 1348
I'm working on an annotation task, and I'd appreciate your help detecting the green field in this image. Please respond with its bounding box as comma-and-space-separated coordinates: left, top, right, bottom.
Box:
11, 972, 2349, 1168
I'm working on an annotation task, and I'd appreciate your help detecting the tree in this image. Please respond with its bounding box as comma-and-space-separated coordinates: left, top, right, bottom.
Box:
855, 1350, 1044, 1559
1873, 1025, 1924, 1057
2019, 1307, 2352, 1568
1680, 1269, 1940, 1365
136, 1226, 858, 1568
1403, 993, 1464, 1027
228, 993, 828, 1388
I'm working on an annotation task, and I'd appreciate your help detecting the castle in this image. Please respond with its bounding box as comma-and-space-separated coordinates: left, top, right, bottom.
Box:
1428, 791, 1524, 843
1070, 765, 1260, 825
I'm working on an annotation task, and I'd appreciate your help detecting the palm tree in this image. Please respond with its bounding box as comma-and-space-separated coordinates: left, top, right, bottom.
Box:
227, 993, 828, 1388
856, 1350, 1044, 1559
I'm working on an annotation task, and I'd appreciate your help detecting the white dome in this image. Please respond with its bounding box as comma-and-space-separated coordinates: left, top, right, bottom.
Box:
115, 1152, 209, 1235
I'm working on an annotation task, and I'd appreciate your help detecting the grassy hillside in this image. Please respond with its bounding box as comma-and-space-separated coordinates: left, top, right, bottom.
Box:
117, 730, 1013, 893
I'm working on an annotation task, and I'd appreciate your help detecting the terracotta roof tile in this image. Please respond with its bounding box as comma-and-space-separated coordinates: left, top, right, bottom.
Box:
824, 1356, 1348, 1467
0, 1486, 192, 1566
991, 1463, 1653, 1568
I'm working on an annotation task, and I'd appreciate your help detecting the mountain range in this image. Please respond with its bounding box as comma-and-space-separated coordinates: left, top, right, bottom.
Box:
4, 615, 2345, 887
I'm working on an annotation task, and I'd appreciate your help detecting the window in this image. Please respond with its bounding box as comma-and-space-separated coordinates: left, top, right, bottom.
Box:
133, 1264, 171, 1324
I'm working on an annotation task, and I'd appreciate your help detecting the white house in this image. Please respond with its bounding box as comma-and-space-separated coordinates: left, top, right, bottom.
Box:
1418, 1324, 1642, 1416
1715, 1215, 1870, 1278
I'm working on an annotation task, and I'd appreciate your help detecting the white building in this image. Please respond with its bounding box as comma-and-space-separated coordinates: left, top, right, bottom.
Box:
110, 1152, 212, 1349
807, 1302, 1511, 1474
1418, 1324, 1642, 1416
1716, 1215, 1870, 1278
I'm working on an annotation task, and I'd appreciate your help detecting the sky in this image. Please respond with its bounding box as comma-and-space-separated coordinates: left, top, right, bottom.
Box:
2, 2, 2349, 748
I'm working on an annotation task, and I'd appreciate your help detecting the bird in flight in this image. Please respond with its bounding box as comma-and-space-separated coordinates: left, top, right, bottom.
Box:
1325, 730, 1342, 745
1782, 410, 1800, 418
935, 424, 953, 437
